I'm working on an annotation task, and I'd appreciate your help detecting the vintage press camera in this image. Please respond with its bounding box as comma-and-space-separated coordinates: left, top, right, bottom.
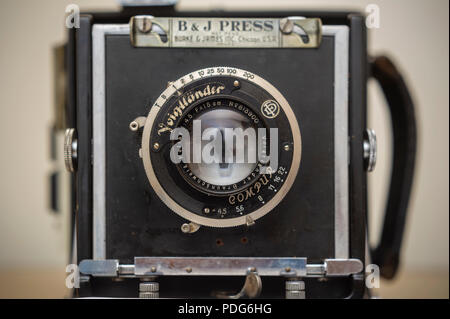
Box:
57, 3, 416, 298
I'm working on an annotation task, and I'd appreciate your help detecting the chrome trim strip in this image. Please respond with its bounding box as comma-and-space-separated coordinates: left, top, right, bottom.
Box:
92, 25, 129, 260
324, 26, 350, 259
78, 258, 363, 277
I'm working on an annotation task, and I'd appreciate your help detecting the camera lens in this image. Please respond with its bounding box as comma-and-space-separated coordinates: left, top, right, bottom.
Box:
142, 67, 301, 227
187, 108, 258, 186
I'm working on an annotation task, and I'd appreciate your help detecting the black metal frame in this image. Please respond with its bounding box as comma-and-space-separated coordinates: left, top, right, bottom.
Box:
65, 7, 415, 298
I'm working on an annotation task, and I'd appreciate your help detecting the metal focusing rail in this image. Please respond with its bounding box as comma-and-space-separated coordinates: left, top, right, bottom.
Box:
79, 257, 362, 299
79, 257, 362, 278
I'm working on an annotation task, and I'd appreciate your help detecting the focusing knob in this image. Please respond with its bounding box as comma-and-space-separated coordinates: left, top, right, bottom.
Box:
363, 129, 377, 172
139, 281, 159, 299
285, 280, 305, 299
139, 282, 159, 292
286, 280, 305, 291
64, 128, 77, 172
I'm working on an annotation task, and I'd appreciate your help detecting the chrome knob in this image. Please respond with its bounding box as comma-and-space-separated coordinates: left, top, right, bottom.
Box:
286, 280, 305, 291
64, 128, 77, 172
285, 280, 305, 299
139, 282, 159, 292
139, 281, 159, 298
363, 129, 377, 172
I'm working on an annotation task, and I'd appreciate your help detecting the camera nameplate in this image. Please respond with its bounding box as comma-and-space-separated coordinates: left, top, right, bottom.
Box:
130, 16, 322, 48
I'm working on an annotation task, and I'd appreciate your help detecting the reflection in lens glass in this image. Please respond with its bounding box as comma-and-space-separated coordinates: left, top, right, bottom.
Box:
188, 109, 257, 186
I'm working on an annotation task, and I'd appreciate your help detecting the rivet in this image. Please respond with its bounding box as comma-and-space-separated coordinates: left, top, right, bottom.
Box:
129, 121, 138, 131
181, 223, 190, 233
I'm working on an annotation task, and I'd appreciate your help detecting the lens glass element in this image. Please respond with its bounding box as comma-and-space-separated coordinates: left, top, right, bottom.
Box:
187, 108, 257, 186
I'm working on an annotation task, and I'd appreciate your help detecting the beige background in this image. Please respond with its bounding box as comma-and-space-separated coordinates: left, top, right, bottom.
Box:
0, 0, 448, 298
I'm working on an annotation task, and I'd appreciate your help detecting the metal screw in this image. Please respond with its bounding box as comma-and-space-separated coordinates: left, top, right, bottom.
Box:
129, 121, 139, 131
181, 223, 191, 233
203, 207, 210, 214
283, 144, 291, 151
186, 267, 192, 273
136, 17, 153, 33
285, 267, 291, 272
279, 18, 294, 34
233, 80, 240, 87
153, 142, 160, 150
151, 266, 157, 273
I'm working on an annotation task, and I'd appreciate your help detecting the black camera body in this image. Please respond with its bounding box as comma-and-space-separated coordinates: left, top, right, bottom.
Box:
60, 6, 416, 299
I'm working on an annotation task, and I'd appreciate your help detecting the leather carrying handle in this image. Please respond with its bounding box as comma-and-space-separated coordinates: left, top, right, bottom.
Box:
369, 56, 417, 279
